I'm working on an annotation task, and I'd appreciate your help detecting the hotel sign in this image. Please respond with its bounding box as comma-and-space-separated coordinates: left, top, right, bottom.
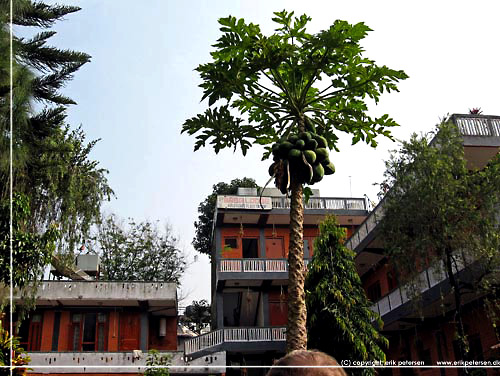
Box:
217, 195, 272, 210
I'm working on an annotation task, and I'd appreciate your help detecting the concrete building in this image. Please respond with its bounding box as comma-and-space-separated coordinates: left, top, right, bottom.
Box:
182, 113, 500, 375
15, 275, 226, 374
183, 188, 370, 372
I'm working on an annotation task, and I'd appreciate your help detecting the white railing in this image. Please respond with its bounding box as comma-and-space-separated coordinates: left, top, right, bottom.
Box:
218, 259, 312, 273
271, 197, 366, 211
370, 259, 467, 318
345, 200, 384, 251
453, 114, 500, 137
184, 327, 286, 356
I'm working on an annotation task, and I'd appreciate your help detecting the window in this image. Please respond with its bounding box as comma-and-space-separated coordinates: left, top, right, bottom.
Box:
367, 281, 382, 302
242, 238, 258, 258
224, 238, 237, 250
71, 313, 107, 351
18, 313, 42, 351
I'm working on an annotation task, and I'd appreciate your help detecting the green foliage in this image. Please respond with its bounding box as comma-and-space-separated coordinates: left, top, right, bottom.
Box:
0, 193, 57, 296
0, 0, 113, 270
0, 320, 30, 375
144, 349, 171, 376
378, 119, 500, 360
379, 120, 500, 291
193, 177, 258, 256
93, 214, 186, 282
182, 10, 408, 166
180, 299, 211, 334
306, 216, 387, 376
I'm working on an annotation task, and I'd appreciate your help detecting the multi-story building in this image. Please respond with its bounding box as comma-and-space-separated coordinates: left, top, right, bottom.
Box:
183, 188, 369, 371
13, 257, 226, 375
183, 113, 499, 375
345, 113, 500, 376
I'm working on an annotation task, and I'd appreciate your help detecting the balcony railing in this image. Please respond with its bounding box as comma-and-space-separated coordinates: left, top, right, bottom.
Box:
218, 258, 311, 273
184, 327, 286, 356
369, 257, 468, 317
271, 196, 366, 211
451, 114, 500, 137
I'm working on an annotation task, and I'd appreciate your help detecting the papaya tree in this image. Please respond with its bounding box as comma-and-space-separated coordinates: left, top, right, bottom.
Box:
182, 10, 408, 351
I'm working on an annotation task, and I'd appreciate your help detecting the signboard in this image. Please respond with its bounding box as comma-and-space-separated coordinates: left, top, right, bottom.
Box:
217, 195, 273, 210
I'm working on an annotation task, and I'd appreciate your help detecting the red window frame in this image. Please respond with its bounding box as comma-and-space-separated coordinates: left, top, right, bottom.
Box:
70, 312, 108, 351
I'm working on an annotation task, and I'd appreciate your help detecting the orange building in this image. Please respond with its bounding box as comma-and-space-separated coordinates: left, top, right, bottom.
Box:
183, 188, 369, 373
14, 280, 226, 374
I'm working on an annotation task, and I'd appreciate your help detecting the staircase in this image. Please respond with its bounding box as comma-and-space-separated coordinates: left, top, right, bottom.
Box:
184, 327, 286, 359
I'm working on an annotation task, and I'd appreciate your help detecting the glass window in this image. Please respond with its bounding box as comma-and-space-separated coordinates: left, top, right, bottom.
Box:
71, 312, 107, 351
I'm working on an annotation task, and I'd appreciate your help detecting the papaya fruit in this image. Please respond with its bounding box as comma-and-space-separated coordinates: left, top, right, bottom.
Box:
305, 139, 318, 151
324, 162, 335, 175
288, 148, 302, 160
316, 148, 329, 162
288, 134, 299, 144
303, 150, 316, 164
295, 139, 306, 150
313, 134, 328, 148
268, 162, 276, 177
299, 131, 312, 142
311, 163, 325, 184
278, 141, 294, 157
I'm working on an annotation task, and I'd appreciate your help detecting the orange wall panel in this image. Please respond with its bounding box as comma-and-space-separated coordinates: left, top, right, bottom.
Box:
40, 311, 55, 351
107, 311, 119, 351
264, 228, 289, 257
58, 311, 70, 351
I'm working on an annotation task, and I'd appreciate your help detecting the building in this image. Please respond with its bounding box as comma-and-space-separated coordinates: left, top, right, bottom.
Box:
183, 188, 370, 372
183, 113, 499, 375
345, 113, 500, 376
13, 258, 226, 375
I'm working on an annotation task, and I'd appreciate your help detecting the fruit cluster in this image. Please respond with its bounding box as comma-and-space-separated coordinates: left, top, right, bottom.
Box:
269, 132, 335, 193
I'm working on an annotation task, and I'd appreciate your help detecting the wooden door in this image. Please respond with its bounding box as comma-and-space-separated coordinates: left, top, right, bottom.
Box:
265, 237, 284, 258
119, 312, 140, 350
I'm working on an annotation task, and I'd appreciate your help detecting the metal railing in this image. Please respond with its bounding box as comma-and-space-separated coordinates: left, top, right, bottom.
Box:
369, 257, 467, 317
184, 327, 286, 356
218, 258, 311, 273
271, 197, 366, 211
452, 114, 500, 137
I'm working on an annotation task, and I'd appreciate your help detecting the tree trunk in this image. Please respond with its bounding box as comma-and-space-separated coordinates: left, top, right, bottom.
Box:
444, 248, 468, 368
286, 180, 307, 352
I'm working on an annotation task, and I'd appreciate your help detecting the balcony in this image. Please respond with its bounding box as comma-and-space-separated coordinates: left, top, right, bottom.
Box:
28, 351, 226, 374
215, 195, 368, 227
184, 327, 286, 359
217, 258, 311, 288
17, 281, 177, 315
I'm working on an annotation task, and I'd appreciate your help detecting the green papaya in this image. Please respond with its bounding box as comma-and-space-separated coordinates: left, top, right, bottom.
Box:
272, 143, 280, 155
288, 148, 302, 160
324, 162, 335, 175
303, 150, 316, 164
305, 118, 316, 133
313, 134, 328, 148
268, 162, 276, 177
278, 141, 294, 157
316, 148, 329, 162
288, 134, 299, 144
299, 131, 312, 142
295, 139, 306, 150
305, 139, 318, 150
311, 163, 325, 184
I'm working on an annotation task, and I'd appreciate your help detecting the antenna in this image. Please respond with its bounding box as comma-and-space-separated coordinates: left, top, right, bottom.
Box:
349, 176, 352, 197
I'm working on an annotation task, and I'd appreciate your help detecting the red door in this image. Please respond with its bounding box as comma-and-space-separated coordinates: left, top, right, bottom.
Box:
119, 312, 140, 350
266, 237, 284, 258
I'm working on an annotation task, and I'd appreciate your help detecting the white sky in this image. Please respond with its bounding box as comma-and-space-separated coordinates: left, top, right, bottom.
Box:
31, 0, 500, 304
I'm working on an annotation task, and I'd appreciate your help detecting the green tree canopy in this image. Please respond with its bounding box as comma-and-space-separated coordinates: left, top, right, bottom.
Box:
182, 10, 407, 351
193, 177, 258, 257
93, 214, 186, 283
378, 119, 500, 361
306, 216, 387, 376
0, 0, 113, 254
180, 299, 211, 335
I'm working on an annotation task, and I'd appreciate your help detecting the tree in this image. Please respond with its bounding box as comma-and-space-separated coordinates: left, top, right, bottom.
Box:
144, 350, 171, 376
305, 216, 387, 376
378, 119, 500, 362
180, 299, 211, 334
0, 0, 112, 254
182, 10, 407, 351
193, 177, 258, 257
93, 214, 186, 282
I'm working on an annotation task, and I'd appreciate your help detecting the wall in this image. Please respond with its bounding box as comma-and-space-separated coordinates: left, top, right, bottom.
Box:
148, 316, 177, 351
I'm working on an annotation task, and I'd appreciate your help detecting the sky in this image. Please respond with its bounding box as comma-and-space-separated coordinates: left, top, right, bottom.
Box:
27, 0, 500, 305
